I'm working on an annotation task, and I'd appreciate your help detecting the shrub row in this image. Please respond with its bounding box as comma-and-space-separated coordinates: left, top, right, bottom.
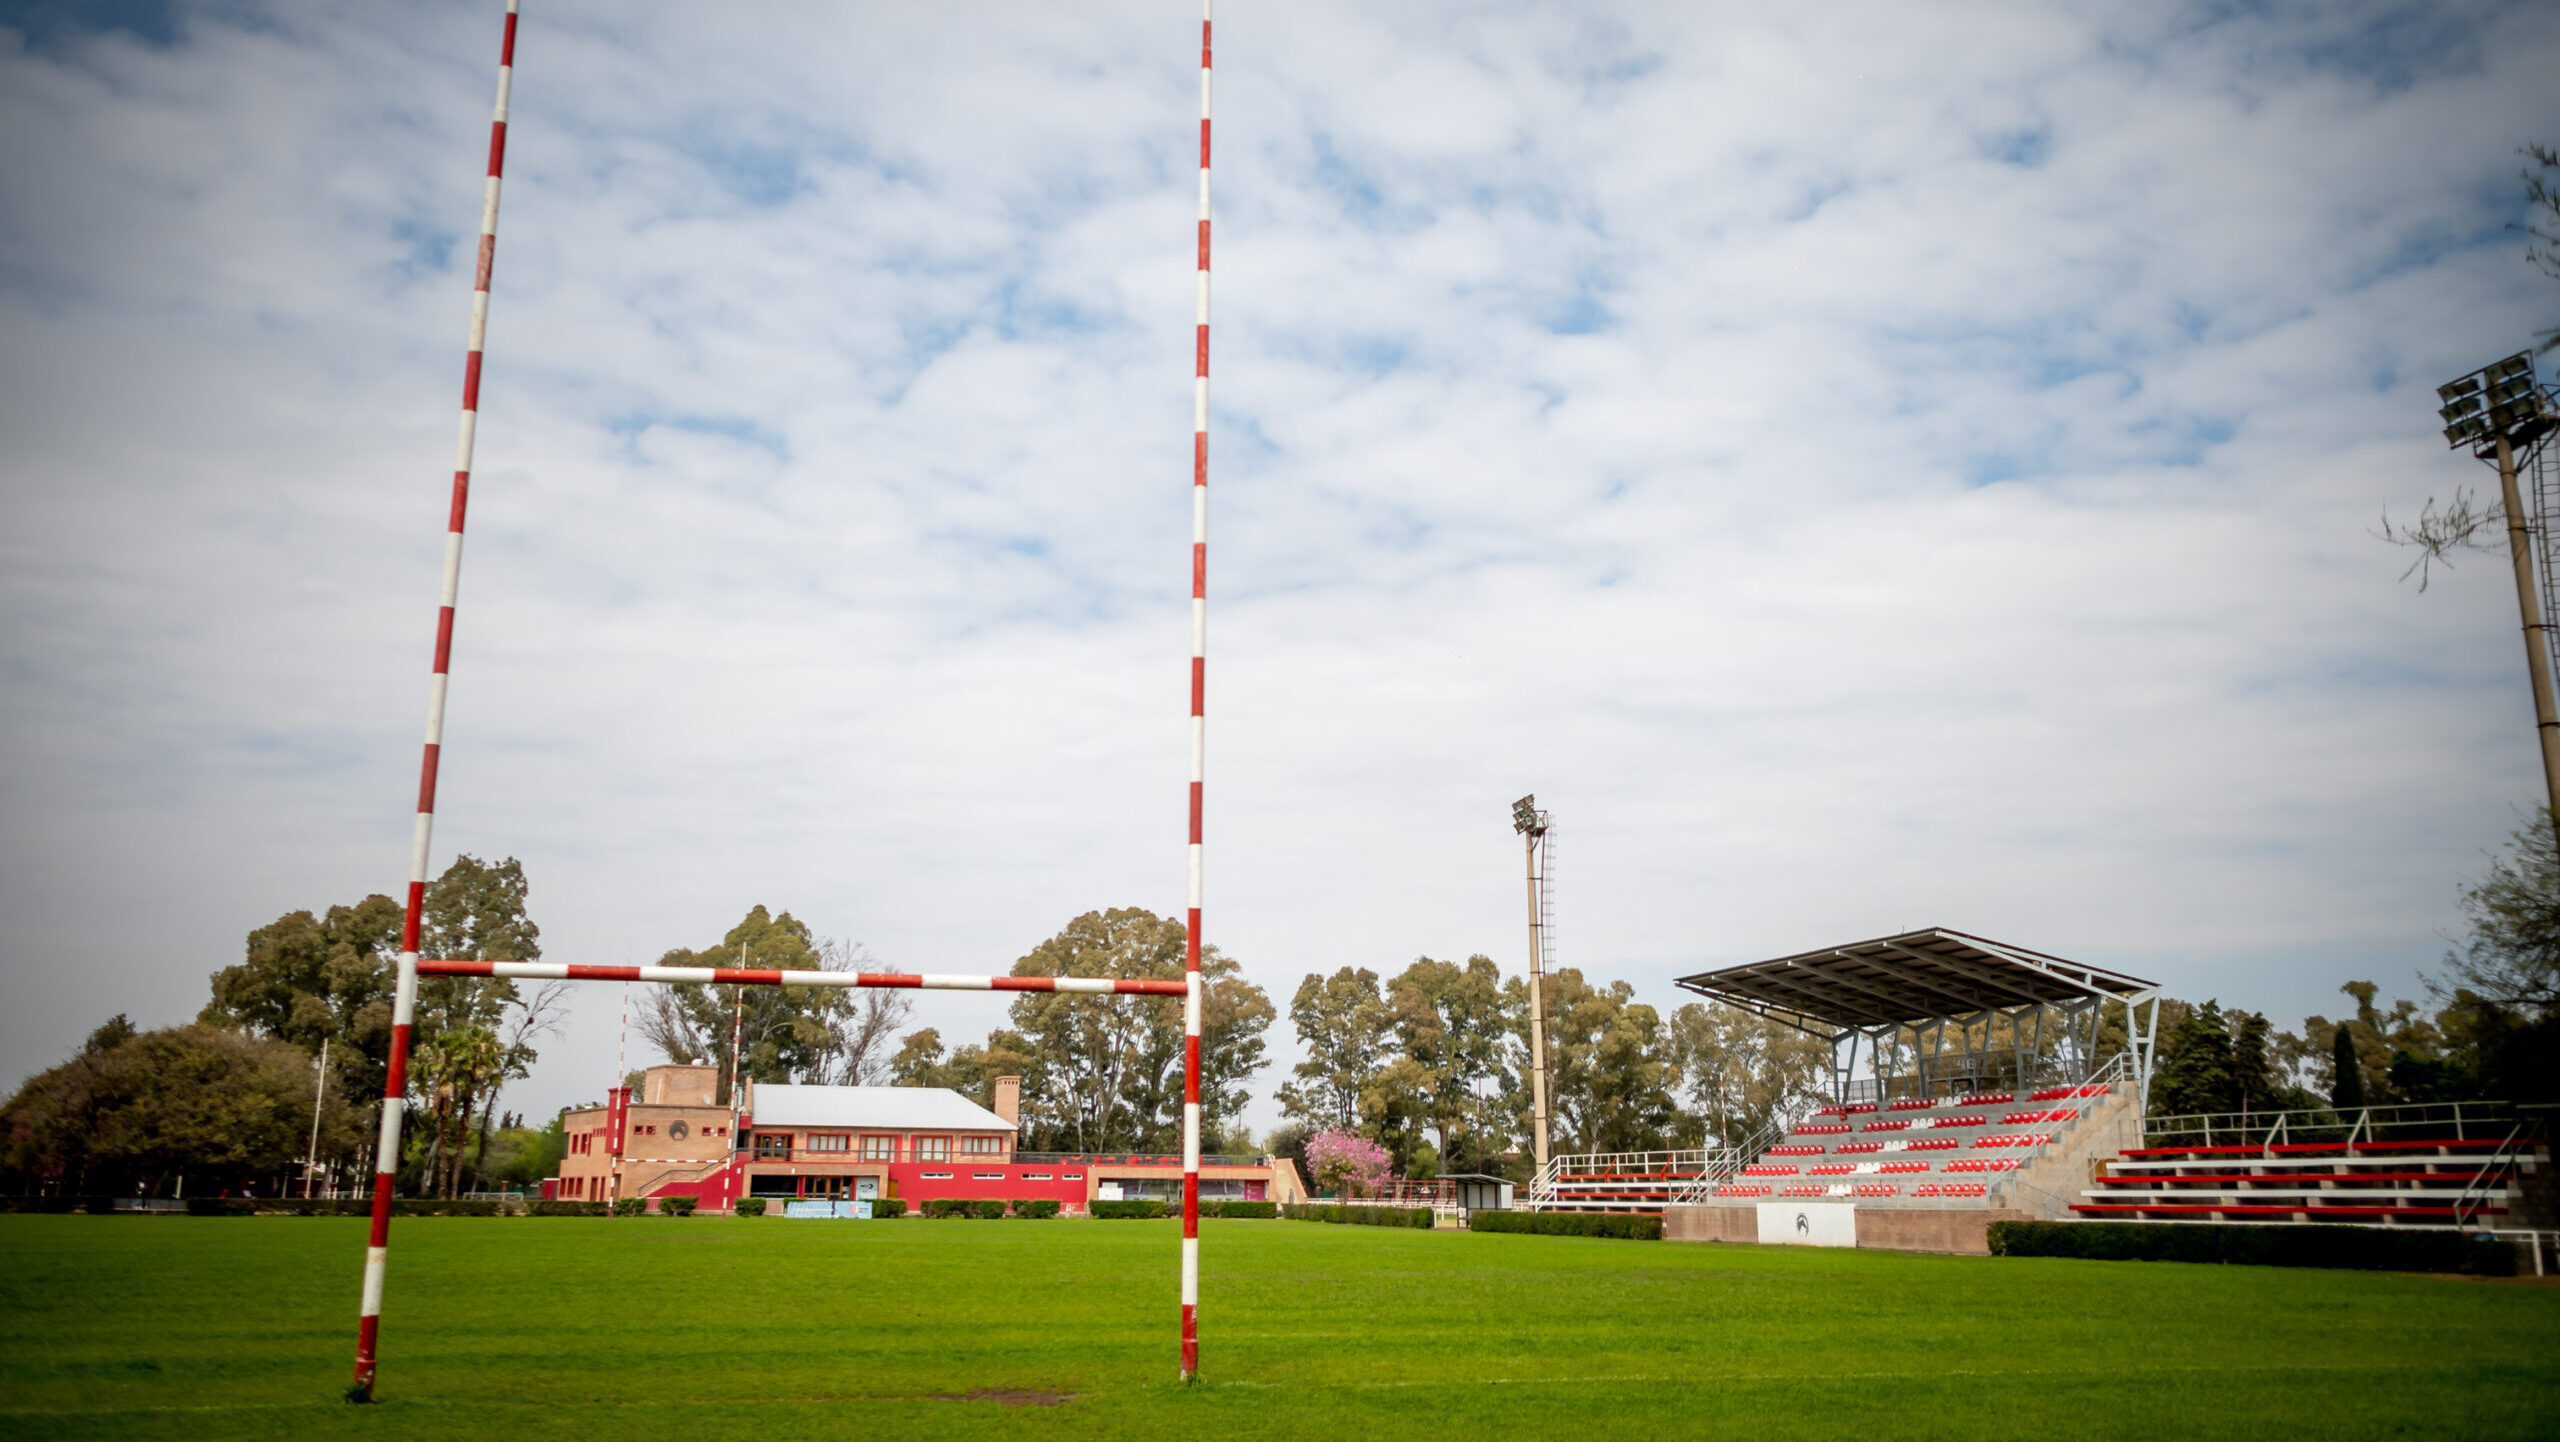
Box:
1203, 1200, 1278, 1219
528, 1200, 609, 1217
1282, 1203, 1437, 1229
733, 1197, 767, 1217
1089, 1199, 1169, 1219
1985, 1220, 2516, 1275
1468, 1210, 1661, 1241
180, 1197, 509, 1218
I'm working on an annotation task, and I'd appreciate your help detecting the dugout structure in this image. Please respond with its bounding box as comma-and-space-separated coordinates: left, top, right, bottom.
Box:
1674, 929, 2162, 1110
350, 0, 1226, 1399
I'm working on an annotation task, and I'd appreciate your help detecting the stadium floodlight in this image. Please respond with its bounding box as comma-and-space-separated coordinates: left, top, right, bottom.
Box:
2438, 352, 2552, 454
2429, 349, 2560, 827
1510, 793, 1554, 1174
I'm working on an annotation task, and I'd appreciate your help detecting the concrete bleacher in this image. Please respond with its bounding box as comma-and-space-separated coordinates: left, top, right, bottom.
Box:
2072, 1134, 2547, 1226
1699, 1083, 2128, 1212
1534, 1082, 2138, 1217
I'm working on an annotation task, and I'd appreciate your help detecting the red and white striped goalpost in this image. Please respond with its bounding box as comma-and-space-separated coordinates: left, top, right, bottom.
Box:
349, 0, 516, 1404
351, 0, 1217, 1399
1180, 0, 1214, 1385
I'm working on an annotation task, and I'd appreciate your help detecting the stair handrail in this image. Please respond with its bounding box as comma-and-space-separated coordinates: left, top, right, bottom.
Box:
2451, 1121, 2530, 1231
1667, 1118, 1794, 1207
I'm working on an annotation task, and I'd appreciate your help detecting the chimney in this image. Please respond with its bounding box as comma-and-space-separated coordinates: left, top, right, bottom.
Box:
992, 1075, 1021, 1126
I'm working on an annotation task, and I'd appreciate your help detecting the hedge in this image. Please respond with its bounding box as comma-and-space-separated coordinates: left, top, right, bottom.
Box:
1282, 1203, 1436, 1229
732, 1198, 767, 1217
872, 1198, 907, 1218
184, 1197, 506, 1218
657, 1196, 697, 1217
611, 1198, 647, 1218
1985, 1220, 2516, 1275
1090, 1199, 1170, 1219
529, 1200, 609, 1217
1204, 1200, 1278, 1219
1468, 1210, 1660, 1241
1011, 1198, 1062, 1218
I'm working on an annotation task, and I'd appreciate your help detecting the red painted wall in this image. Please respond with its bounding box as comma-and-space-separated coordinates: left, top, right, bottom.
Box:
885, 1160, 1091, 1206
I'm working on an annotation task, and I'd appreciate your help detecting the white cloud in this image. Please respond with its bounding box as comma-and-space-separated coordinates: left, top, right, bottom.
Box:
1, 0, 2554, 1125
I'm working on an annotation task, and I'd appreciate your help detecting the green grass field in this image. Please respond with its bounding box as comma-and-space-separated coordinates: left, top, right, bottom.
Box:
1, 1216, 2554, 1440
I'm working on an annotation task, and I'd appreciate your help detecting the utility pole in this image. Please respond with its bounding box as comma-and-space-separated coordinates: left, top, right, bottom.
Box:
2438, 352, 2560, 821
1510, 795, 1552, 1170
303, 1038, 330, 1199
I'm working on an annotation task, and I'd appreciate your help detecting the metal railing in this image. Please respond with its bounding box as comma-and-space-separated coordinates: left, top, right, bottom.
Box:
2141, 1099, 2527, 1152
2450, 1122, 2534, 1230
1013, 1152, 1264, 1168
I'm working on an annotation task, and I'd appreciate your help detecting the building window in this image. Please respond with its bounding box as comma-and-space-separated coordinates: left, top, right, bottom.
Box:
668, 1120, 689, 1140
1062, 1172, 1082, 1180
1024, 1173, 1052, 1181
860, 1134, 895, 1161
959, 1134, 1003, 1155
974, 1172, 1005, 1180
915, 1136, 951, 1162
919, 1171, 952, 1180
753, 1133, 791, 1160
806, 1133, 849, 1153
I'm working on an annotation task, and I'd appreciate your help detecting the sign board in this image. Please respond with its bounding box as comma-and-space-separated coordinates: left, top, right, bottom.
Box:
1097, 1182, 1125, 1202
1756, 1201, 1856, 1247
853, 1199, 873, 1220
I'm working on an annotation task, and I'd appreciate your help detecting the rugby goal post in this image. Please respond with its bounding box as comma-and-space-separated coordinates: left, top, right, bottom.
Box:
350, 0, 1221, 1399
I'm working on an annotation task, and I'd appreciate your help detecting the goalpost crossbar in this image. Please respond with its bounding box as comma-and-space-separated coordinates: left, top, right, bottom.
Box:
416, 959, 1191, 994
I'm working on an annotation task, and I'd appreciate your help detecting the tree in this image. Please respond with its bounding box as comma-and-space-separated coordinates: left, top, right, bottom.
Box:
2522, 142, 2559, 352
635, 908, 902, 1098
2444, 812, 2560, 1012
999, 908, 1271, 1153
2229, 1010, 2284, 1115
201, 894, 402, 1100
1382, 955, 1519, 1172
202, 857, 552, 1193
2, 1020, 363, 1197
1304, 1129, 1390, 1198
1524, 968, 1676, 1154
1664, 1002, 1832, 1148
2148, 1000, 2240, 1118
2330, 1024, 2366, 1111
885, 1026, 1037, 1106
1275, 967, 1392, 1132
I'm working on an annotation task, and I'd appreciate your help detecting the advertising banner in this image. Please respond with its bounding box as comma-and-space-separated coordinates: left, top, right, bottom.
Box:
1757, 1201, 1857, 1247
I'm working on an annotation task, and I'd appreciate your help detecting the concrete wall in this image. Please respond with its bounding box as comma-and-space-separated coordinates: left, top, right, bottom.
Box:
1852, 1207, 2032, 1255
2002, 1085, 2142, 1219
1664, 1203, 2033, 1255
1664, 1205, 1757, 1244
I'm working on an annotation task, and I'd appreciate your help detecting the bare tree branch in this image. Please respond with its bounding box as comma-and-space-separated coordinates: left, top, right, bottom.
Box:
2374, 488, 2505, 591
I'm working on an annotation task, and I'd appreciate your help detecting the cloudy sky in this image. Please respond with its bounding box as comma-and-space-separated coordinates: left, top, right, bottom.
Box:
2, 0, 2555, 1126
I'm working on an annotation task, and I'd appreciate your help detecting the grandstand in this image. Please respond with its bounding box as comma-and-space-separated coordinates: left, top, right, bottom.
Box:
1521, 929, 2554, 1258
1527, 930, 2160, 1238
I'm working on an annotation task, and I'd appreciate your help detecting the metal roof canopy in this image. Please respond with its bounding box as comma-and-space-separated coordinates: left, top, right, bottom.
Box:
1674, 928, 2156, 1033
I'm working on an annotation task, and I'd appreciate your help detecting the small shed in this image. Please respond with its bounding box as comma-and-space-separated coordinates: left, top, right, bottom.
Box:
1442, 1173, 1515, 1215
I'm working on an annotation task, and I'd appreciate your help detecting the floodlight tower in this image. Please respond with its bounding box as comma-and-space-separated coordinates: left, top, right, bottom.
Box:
1511, 795, 1554, 1169
2437, 351, 2560, 821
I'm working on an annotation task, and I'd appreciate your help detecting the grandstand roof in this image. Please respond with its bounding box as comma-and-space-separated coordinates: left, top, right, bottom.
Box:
1673, 929, 2157, 1034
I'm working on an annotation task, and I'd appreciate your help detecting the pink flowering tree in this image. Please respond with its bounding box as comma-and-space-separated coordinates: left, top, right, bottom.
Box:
1305, 1129, 1392, 1198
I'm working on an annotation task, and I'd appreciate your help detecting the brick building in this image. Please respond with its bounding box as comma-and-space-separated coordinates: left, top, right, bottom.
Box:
547, 1064, 1307, 1213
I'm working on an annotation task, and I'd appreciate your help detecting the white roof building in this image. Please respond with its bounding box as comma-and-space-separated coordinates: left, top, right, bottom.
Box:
744, 1082, 1016, 1134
